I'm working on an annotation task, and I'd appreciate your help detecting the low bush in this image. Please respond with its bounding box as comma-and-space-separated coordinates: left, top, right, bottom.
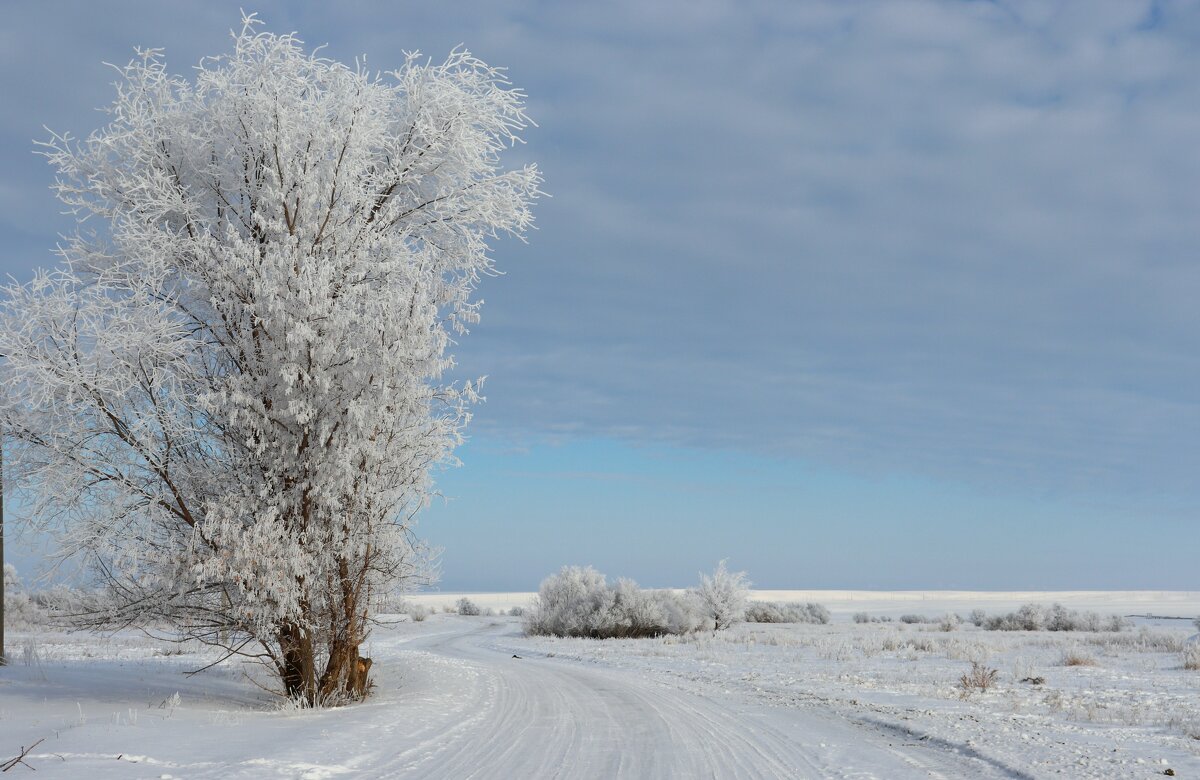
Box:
983, 603, 1127, 632
937, 613, 961, 632
852, 612, 893, 623
744, 601, 830, 625
899, 614, 930, 624
29, 584, 107, 616
958, 661, 999, 696
2, 566, 47, 629
1182, 643, 1200, 671
3, 590, 46, 630
523, 566, 713, 638
455, 597, 482, 616
1061, 648, 1098, 667
372, 593, 411, 613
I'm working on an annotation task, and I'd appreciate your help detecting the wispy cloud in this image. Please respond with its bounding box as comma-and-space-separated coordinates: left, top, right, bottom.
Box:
3, 0, 1197, 498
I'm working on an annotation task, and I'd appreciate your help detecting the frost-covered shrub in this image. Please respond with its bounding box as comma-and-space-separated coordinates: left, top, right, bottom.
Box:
455, 597, 481, 616
372, 593, 408, 613
32, 584, 99, 615
693, 560, 750, 631
524, 566, 613, 637
508, 606, 526, 617
1047, 604, 1087, 631
805, 602, 832, 624
406, 604, 429, 622
4, 591, 47, 630
523, 566, 711, 638
612, 579, 709, 636
745, 601, 831, 625
937, 613, 961, 632
852, 613, 893, 623
968, 609, 987, 627
610, 578, 662, 633
899, 614, 929, 624
2, 566, 47, 629
983, 603, 1126, 632
653, 590, 710, 635
1016, 603, 1046, 630
984, 613, 1020, 631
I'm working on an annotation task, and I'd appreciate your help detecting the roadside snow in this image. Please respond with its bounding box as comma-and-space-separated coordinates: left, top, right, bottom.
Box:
2, 592, 1198, 778
510, 618, 1200, 778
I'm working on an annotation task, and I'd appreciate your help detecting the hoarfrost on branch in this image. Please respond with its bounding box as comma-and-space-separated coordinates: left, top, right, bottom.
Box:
0, 16, 540, 704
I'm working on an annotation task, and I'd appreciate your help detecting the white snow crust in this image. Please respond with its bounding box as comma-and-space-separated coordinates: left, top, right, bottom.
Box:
1, 591, 1197, 778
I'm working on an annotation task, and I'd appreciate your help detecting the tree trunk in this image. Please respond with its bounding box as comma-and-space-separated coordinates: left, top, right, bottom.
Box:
278, 623, 317, 704
316, 555, 372, 702
318, 638, 372, 703
277, 624, 372, 705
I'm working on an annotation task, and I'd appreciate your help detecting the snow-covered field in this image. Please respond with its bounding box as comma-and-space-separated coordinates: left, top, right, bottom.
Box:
408, 589, 1200, 620
2, 592, 1198, 778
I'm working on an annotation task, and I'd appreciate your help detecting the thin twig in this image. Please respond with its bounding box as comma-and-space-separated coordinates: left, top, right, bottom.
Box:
2, 738, 45, 772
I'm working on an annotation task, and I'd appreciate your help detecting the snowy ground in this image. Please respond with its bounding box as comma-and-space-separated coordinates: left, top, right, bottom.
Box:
512, 620, 1200, 778
1, 592, 1197, 778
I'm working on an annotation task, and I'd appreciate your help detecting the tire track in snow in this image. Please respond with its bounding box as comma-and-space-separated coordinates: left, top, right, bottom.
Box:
355, 620, 1028, 779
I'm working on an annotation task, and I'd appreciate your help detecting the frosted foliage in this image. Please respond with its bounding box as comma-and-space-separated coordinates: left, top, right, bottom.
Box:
0, 17, 539, 703
3, 563, 18, 590
744, 601, 831, 625
527, 566, 615, 638
983, 604, 1128, 632
524, 566, 712, 639
694, 560, 750, 631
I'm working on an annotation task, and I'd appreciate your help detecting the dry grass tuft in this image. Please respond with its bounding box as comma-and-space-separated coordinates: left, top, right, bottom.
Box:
1061, 649, 1098, 667
958, 661, 999, 697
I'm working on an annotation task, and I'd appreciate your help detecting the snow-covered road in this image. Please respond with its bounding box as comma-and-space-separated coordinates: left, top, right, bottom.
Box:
333, 618, 1031, 779
4, 617, 1037, 779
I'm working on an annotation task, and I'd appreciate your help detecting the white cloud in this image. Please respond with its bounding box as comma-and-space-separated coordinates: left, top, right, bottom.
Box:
3, 0, 1198, 497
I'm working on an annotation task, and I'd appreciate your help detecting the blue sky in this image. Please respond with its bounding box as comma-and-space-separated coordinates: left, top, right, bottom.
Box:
2, 1, 1197, 589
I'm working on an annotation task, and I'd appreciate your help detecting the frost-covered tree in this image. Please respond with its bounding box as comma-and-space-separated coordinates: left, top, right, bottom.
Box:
2, 563, 17, 591
693, 560, 750, 631
0, 17, 539, 704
